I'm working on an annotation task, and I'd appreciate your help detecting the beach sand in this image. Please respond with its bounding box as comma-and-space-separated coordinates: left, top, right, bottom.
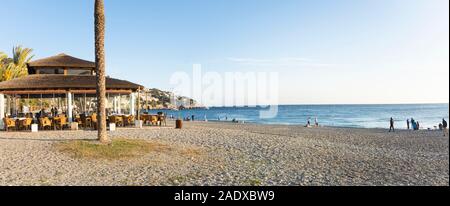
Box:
0, 121, 448, 186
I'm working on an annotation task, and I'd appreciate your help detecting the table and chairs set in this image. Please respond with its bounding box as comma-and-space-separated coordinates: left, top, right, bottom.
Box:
2, 112, 168, 132
3, 114, 70, 132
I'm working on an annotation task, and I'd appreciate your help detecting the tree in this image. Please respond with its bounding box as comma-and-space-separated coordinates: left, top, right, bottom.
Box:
0, 52, 6, 64
0, 46, 34, 82
0, 52, 7, 72
95, 0, 109, 143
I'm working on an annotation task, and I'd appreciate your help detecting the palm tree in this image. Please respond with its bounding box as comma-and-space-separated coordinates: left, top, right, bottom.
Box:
0, 46, 34, 82
0, 52, 6, 62
0, 52, 7, 81
12, 46, 33, 75
0, 52, 6, 68
95, 0, 109, 143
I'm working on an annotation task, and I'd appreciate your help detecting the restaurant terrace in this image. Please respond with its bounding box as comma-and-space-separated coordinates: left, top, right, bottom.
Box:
0, 54, 149, 131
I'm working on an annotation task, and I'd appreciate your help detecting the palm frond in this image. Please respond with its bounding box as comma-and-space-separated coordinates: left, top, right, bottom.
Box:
0, 46, 34, 82
12, 46, 34, 69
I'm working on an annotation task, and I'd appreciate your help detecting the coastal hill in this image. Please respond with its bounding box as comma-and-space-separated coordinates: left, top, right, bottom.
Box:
143, 88, 199, 110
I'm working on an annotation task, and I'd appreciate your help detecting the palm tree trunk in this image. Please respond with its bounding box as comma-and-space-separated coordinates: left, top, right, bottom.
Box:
95, 0, 109, 143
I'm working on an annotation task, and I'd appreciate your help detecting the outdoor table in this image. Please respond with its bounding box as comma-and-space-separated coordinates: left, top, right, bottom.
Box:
13, 118, 26, 131
109, 115, 124, 127
52, 117, 61, 130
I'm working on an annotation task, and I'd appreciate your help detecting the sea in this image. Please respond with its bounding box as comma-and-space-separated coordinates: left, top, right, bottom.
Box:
148, 104, 449, 129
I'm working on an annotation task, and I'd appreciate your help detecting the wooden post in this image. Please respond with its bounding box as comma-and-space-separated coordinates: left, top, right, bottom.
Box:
0, 94, 5, 129
40, 94, 43, 110
145, 89, 149, 111
130, 93, 135, 116
84, 93, 87, 113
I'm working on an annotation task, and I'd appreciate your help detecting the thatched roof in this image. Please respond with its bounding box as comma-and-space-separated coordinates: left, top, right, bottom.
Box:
0, 75, 144, 91
27, 53, 95, 68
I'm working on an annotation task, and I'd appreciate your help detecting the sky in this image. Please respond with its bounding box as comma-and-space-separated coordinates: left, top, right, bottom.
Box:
0, 0, 448, 105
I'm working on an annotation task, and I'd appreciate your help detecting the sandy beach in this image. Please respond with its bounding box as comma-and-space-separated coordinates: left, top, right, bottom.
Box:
0, 121, 448, 186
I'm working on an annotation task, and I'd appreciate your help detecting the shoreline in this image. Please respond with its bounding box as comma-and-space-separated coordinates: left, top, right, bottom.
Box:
150, 104, 448, 130
194, 120, 445, 132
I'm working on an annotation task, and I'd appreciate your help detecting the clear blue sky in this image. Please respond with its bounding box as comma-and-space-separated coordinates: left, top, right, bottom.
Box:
1, 0, 448, 105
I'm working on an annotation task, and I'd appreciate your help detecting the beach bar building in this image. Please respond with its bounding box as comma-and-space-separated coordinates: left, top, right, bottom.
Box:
0, 54, 144, 129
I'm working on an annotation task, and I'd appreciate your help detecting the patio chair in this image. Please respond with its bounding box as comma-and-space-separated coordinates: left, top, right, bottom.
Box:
55, 117, 68, 130
109, 116, 123, 127
123, 115, 134, 127
39, 117, 52, 130
140, 115, 150, 125
91, 113, 98, 130
3, 118, 16, 132
158, 114, 167, 126
74, 115, 83, 127
116, 116, 124, 127
19, 118, 33, 131
81, 114, 92, 129
150, 115, 159, 126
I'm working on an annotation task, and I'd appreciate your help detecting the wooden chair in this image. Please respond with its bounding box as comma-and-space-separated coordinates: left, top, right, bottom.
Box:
158, 114, 167, 126
140, 115, 150, 125
3, 118, 16, 132
109, 116, 123, 127
91, 113, 98, 130
150, 115, 159, 126
19, 118, 33, 131
81, 114, 92, 129
123, 115, 134, 127
117, 116, 124, 127
74, 115, 82, 127
39, 117, 52, 130
55, 117, 68, 130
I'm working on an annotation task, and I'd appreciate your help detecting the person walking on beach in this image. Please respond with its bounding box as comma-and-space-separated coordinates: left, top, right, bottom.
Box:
407, 119, 410, 130
411, 118, 417, 130
315, 117, 319, 127
443, 119, 448, 137
389, 117, 395, 132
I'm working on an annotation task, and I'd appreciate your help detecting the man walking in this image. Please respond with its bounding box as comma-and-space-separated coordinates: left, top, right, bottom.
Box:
443, 118, 448, 137
389, 117, 395, 132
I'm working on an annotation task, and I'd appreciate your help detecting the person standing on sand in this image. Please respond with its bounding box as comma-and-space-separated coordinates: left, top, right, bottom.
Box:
407, 119, 410, 130
443, 119, 448, 137
315, 117, 319, 127
389, 117, 395, 132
